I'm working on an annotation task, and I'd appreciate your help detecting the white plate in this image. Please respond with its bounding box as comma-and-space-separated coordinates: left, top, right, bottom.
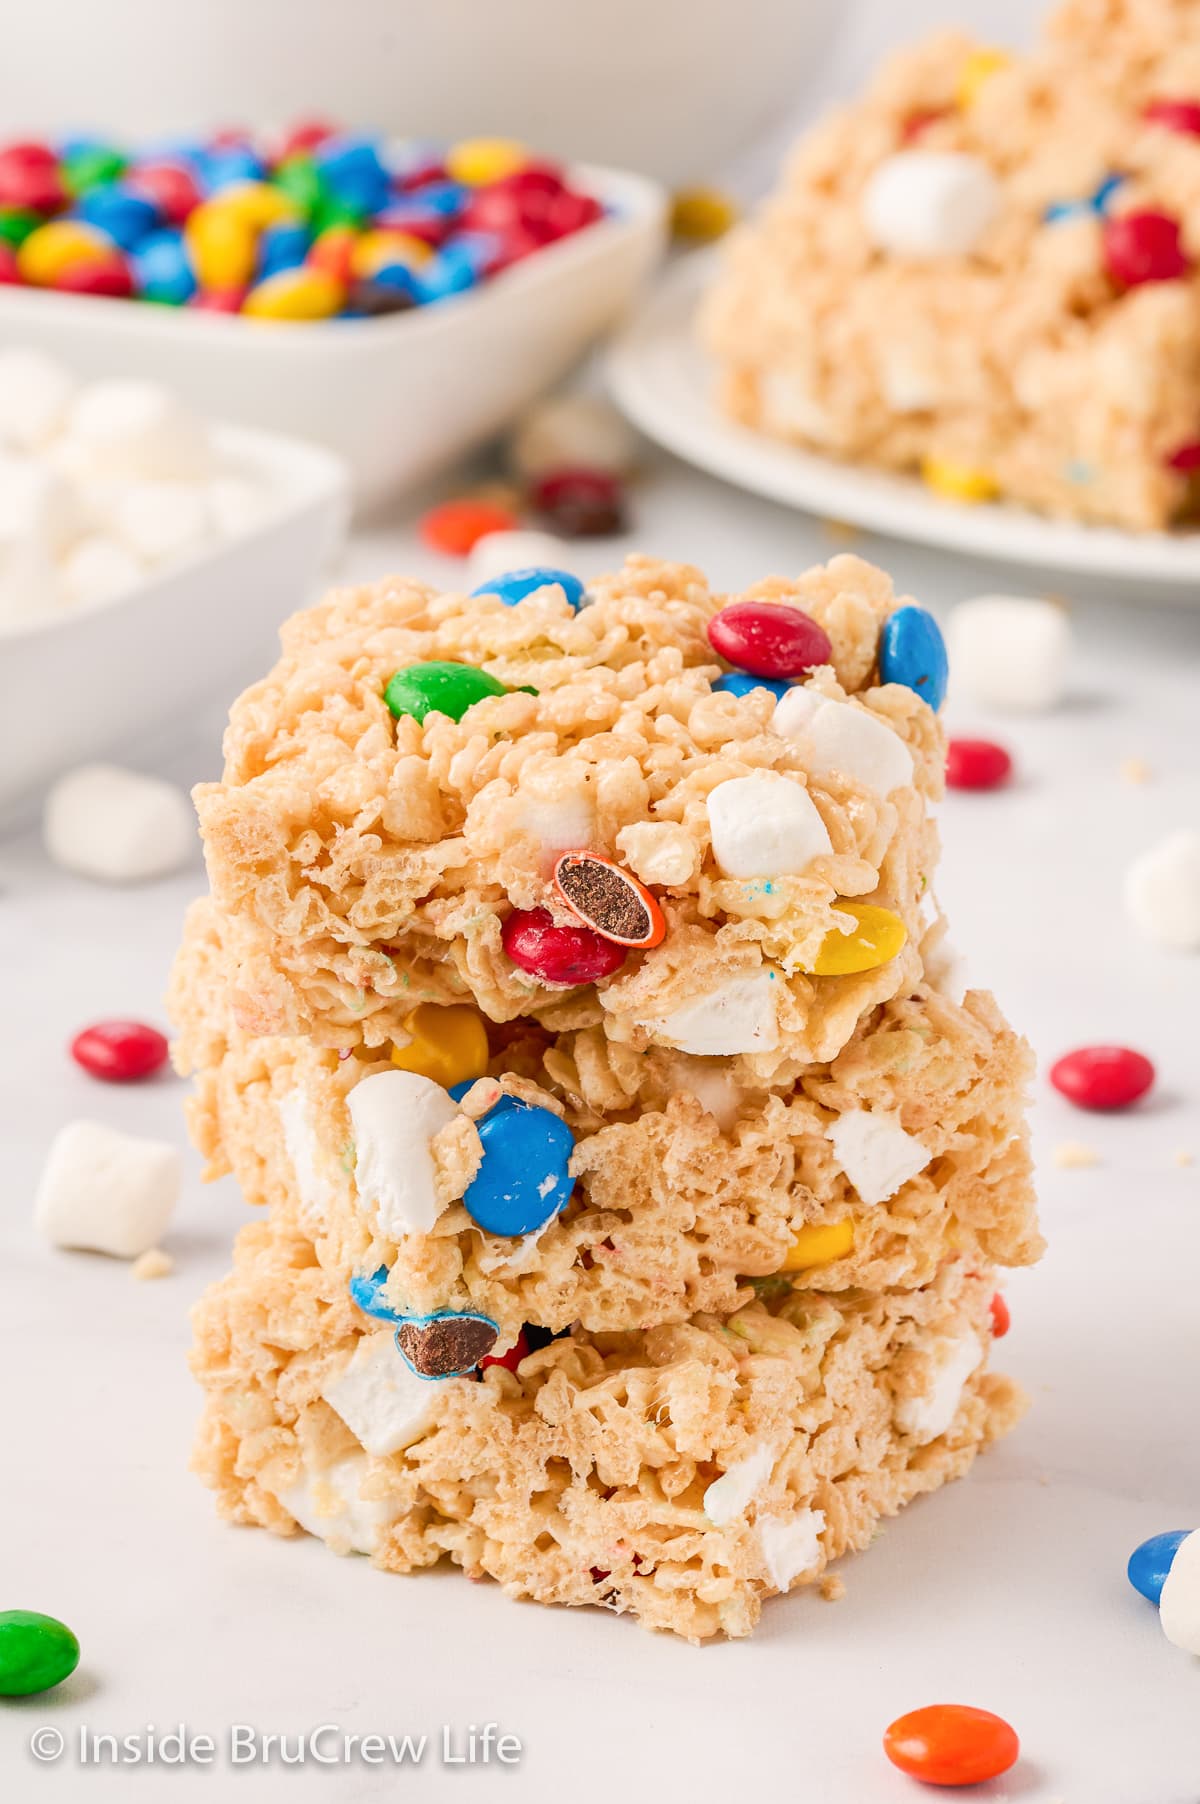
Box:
609, 251, 1200, 587
0, 165, 667, 515
0, 424, 348, 815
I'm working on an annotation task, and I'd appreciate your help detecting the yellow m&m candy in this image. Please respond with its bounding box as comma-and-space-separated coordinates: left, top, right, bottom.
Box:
782, 1219, 855, 1272
18, 220, 113, 286
670, 186, 739, 242
390, 1003, 489, 1089
806, 902, 907, 977
955, 47, 1011, 110
243, 267, 345, 321
185, 201, 258, 290
350, 229, 432, 279
446, 137, 528, 186
920, 456, 999, 504
217, 180, 302, 229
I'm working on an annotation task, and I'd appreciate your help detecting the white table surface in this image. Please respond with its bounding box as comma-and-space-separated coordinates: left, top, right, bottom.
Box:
3, 447, 1199, 1803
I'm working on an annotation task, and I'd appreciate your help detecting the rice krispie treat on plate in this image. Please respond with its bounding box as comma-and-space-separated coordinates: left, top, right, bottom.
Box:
701, 0, 1200, 530
192, 1215, 1021, 1642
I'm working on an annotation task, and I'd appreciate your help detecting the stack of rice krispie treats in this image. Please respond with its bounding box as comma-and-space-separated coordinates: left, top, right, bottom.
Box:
702, 0, 1200, 530
172, 553, 1041, 1640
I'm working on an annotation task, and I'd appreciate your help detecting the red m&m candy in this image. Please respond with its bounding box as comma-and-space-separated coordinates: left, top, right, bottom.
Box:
707, 599, 833, 680
56, 259, 134, 299
1103, 209, 1190, 287
70, 1019, 170, 1082
502, 906, 626, 986
1144, 97, 1200, 137
479, 1329, 530, 1374
883, 1704, 1019, 1787
945, 737, 1012, 790
1049, 1044, 1154, 1111
989, 1292, 1010, 1338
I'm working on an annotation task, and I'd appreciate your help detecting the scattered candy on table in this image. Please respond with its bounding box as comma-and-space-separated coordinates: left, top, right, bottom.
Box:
1049, 1045, 1155, 1111
882, 1704, 1020, 1787
34, 1118, 181, 1258
470, 564, 585, 609
43, 764, 195, 883
420, 497, 520, 555
877, 605, 948, 711
945, 737, 1012, 791
553, 851, 666, 948
1124, 829, 1200, 951
70, 1019, 170, 1082
1128, 1529, 1191, 1607
0, 128, 605, 319
502, 906, 626, 985
0, 1610, 80, 1697
462, 1095, 576, 1237
707, 597, 833, 680
945, 595, 1071, 711
670, 185, 739, 241
532, 466, 626, 537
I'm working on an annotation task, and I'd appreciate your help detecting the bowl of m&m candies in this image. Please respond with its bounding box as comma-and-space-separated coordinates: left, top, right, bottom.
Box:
0, 126, 667, 509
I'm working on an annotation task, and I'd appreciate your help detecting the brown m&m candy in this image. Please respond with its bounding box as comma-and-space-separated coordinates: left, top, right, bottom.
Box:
553, 851, 666, 948
394, 1311, 499, 1378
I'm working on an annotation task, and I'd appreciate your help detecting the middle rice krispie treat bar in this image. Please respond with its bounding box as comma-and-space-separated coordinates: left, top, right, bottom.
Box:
701, 0, 1200, 529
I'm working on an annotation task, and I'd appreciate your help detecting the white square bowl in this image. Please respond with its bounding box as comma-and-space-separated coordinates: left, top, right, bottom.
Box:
0, 164, 667, 514
0, 426, 349, 817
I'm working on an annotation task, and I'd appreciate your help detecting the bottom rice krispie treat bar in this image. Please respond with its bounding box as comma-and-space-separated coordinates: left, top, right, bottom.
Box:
191, 1221, 1021, 1641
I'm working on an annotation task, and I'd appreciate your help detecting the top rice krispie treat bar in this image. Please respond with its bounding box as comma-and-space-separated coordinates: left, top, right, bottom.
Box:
194, 555, 946, 1080
701, 0, 1200, 529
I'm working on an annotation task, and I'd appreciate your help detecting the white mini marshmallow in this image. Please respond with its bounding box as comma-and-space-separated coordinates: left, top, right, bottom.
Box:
894, 1333, 982, 1443
278, 1089, 335, 1230
878, 345, 941, 413
862, 151, 999, 258
946, 595, 1071, 711
322, 1330, 439, 1456
43, 763, 195, 883
1159, 1528, 1200, 1655
760, 370, 837, 445
467, 528, 576, 589
67, 379, 210, 481
109, 480, 209, 564
0, 452, 78, 554
704, 1442, 777, 1526
923, 936, 970, 1006
616, 820, 698, 888
206, 474, 270, 539
827, 1108, 930, 1204
60, 535, 144, 607
508, 391, 635, 482
347, 1068, 458, 1239
34, 1120, 180, 1258
1124, 830, 1200, 952
773, 689, 914, 795
0, 349, 76, 451
759, 1508, 826, 1590
646, 970, 780, 1057
275, 1453, 397, 1555
672, 1057, 744, 1132
0, 530, 62, 622
514, 790, 595, 856
707, 772, 832, 878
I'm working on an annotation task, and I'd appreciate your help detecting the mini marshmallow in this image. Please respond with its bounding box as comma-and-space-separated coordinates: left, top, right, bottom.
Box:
34, 1119, 181, 1258
923, 935, 970, 1006
672, 1056, 744, 1132
894, 1333, 982, 1443
322, 1329, 440, 1456
508, 391, 636, 482
1124, 830, 1200, 952
773, 689, 914, 795
278, 1088, 335, 1229
878, 344, 941, 413
946, 595, 1071, 711
0, 349, 76, 451
1159, 1528, 1200, 1655
514, 786, 595, 857
0, 452, 78, 551
706, 772, 832, 878
347, 1068, 459, 1239
60, 535, 144, 607
467, 528, 576, 590
67, 379, 210, 481
616, 820, 698, 888
275, 1453, 397, 1555
704, 1442, 777, 1526
827, 1108, 930, 1204
646, 970, 780, 1057
206, 474, 270, 539
109, 480, 210, 564
758, 1508, 826, 1590
862, 151, 1000, 259
43, 763, 195, 883
0, 531, 62, 622
760, 370, 838, 445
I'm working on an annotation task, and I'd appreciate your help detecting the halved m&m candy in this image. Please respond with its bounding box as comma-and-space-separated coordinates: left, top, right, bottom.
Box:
393, 1309, 499, 1377
707, 598, 832, 680
553, 851, 665, 948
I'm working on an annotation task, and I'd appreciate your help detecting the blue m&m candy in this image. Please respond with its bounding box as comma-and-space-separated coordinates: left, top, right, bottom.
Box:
258, 220, 310, 278
132, 229, 196, 304
77, 184, 159, 250
349, 1264, 400, 1321
879, 605, 948, 712
1128, 1530, 1190, 1605
471, 565, 585, 611
713, 671, 792, 703
463, 1098, 574, 1237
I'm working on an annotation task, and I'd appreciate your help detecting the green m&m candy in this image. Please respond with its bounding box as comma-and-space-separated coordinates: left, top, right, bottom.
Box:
384, 661, 510, 725
62, 146, 128, 195
0, 1611, 80, 1697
